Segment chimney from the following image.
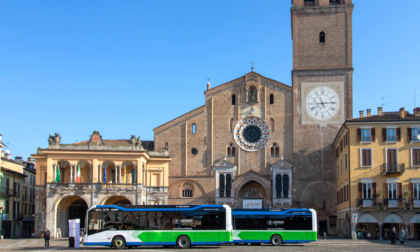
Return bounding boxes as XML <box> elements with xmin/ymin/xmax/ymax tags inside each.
<box><xmin>414</xmin><ymin>107</ymin><xmax>420</xmax><ymax>117</ymax></box>
<box><xmin>366</xmin><ymin>109</ymin><xmax>371</xmax><ymax>117</ymax></box>
<box><xmin>359</xmin><ymin>110</ymin><xmax>364</xmax><ymax>118</ymax></box>
<box><xmin>378</xmin><ymin>107</ymin><xmax>383</xmax><ymax>116</ymax></box>
<box><xmin>28</xmin><ymin>157</ymin><xmax>32</xmax><ymax>162</ymax></box>
<box><xmin>399</xmin><ymin>107</ymin><xmax>406</xmax><ymax>118</ymax></box>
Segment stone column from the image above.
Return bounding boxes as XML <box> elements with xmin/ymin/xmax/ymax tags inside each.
<box><xmin>70</xmin><ymin>165</ymin><xmax>73</xmax><ymax>183</ymax></box>
<box><xmin>133</xmin><ymin>165</ymin><xmax>137</xmax><ymax>184</ymax></box>
<box><xmin>378</xmin><ymin>223</ymin><xmax>383</xmax><ymax>240</ymax></box>
<box><xmin>73</xmin><ymin>165</ymin><xmax>76</xmax><ymax>182</ymax></box>
<box><xmin>114</xmin><ymin>166</ymin><xmax>118</xmax><ymax>183</ymax></box>
<box><xmin>52</xmin><ymin>164</ymin><xmax>56</xmax><ymax>183</ymax></box>
<box><xmin>98</xmin><ymin>164</ymin><xmax>102</xmax><ymax>183</ymax></box>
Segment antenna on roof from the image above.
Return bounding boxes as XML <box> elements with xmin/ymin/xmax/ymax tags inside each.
<box><xmin>381</xmin><ymin>96</ymin><xmax>389</xmax><ymax>108</ymax></box>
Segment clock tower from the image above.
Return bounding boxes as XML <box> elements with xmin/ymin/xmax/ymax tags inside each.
<box><xmin>291</xmin><ymin>0</ymin><xmax>354</xmax><ymax>233</ymax></box>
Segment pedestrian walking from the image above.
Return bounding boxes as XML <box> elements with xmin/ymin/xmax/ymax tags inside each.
<box><xmin>399</xmin><ymin>227</ymin><xmax>406</xmax><ymax>244</ymax></box>
<box><xmin>42</xmin><ymin>228</ymin><xmax>50</xmax><ymax>248</ymax></box>
<box><xmin>390</xmin><ymin>227</ymin><xmax>397</xmax><ymax>245</ymax></box>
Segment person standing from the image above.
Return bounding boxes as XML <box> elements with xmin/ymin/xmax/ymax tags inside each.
<box><xmin>399</xmin><ymin>227</ymin><xmax>406</xmax><ymax>244</ymax></box>
<box><xmin>43</xmin><ymin>228</ymin><xmax>50</xmax><ymax>248</ymax></box>
<box><xmin>390</xmin><ymin>227</ymin><xmax>397</xmax><ymax>245</ymax></box>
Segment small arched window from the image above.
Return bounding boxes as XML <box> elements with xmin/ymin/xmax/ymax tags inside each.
<box><xmin>192</xmin><ymin>123</ymin><xmax>197</xmax><ymax>134</ymax></box>
<box><xmin>276</xmin><ymin>174</ymin><xmax>282</xmax><ymax>198</ymax></box>
<box><xmin>227</xmin><ymin>143</ymin><xmax>236</xmax><ymax>157</ymax></box>
<box><xmin>270</xmin><ymin>94</ymin><xmax>274</xmax><ymax>104</ymax></box>
<box><xmin>219</xmin><ymin>174</ymin><xmax>225</xmax><ymax>197</ymax></box>
<box><xmin>319</xmin><ymin>31</ymin><xmax>326</xmax><ymax>43</ymax></box>
<box><xmin>226</xmin><ymin>174</ymin><xmax>232</xmax><ymax>197</ymax></box>
<box><xmin>232</xmin><ymin>94</ymin><xmax>236</xmax><ymax>105</ymax></box>
<box><xmin>283</xmin><ymin>174</ymin><xmax>289</xmax><ymax>198</ymax></box>
<box><xmin>271</xmin><ymin>143</ymin><xmax>279</xmax><ymax>158</ymax></box>
<box><xmin>182</xmin><ymin>183</ymin><xmax>193</xmax><ymax>198</ymax></box>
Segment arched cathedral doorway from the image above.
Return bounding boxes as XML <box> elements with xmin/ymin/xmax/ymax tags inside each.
<box><xmin>238</xmin><ymin>181</ymin><xmax>268</xmax><ymax>209</ymax></box>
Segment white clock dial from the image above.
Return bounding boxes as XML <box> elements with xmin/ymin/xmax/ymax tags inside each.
<box><xmin>306</xmin><ymin>87</ymin><xmax>339</xmax><ymax>120</ymax></box>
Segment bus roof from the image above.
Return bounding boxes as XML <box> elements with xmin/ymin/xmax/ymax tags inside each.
<box><xmin>90</xmin><ymin>204</ymin><xmax>227</xmax><ymax>212</ymax></box>
<box><xmin>232</xmin><ymin>208</ymin><xmax>314</xmax><ymax>216</ymax></box>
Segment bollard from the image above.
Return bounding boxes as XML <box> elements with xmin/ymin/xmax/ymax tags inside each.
<box><xmin>324</xmin><ymin>232</ymin><xmax>326</xmax><ymax>240</ymax></box>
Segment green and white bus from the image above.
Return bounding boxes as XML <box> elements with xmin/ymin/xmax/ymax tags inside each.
<box><xmin>83</xmin><ymin>204</ymin><xmax>232</xmax><ymax>249</ymax></box>
<box><xmin>232</xmin><ymin>208</ymin><xmax>317</xmax><ymax>245</ymax></box>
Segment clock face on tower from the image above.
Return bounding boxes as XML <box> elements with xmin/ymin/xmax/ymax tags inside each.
<box><xmin>305</xmin><ymin>87</ymin><xmax>340</xmax><ymax>120</ymax></box>
<box><xmin>233</xmin><ymin>116</ymin><xmax>270</xmax><ymax>151</ymax></box>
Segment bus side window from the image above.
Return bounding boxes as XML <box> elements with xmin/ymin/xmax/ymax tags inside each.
<box><xmin>284</xmin><ymin>216</ymin><xmax>298</xmax><ymax>230</ymax></box>
<box><xmin>298</xmin><ymin>216</ymin><xmax>312</xmax><ymax>230</ymax></box>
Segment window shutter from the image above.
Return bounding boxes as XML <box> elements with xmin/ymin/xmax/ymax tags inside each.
<box><xmin>337</xmin><ymin>191</ymin><xmax>339</xmax><ymax>204</ymax></box>
<box><xmin>414</xmin><ymin>149</ymin><xmax>420</xmax><ymax>165</ymax></box>
<box><xmin>408</xmin><ymin>128</ymin><xmax>412</xmax><ymax>142</ymax></box>
<box><xmin>382</xmin><ymin>128</ymin><xmax>386</xmax><ymax>142</ymax></box>
<box><xmin>372</xmin><ymin>183</ymin><xmax>377</xmax><ymax>198</ymax></box>
<box><xmin>371</xmin><ymin>128</ymin><xmax>376</xmax><ymax>141</ymax></box>
<box><xmin>409</xmin><ymin>183</ymin><xmax>414</xmax><ymax>199</ymax></box>
<box><xmin>357</xmin><ymin>128</ymin><xmax>361</xmax><ymax>142</ymax></box>
<box><xmin>347</xmin><ymin>185</ymin><xmax>349</xmax><ymax>201</ymax></box>
<box><xmin>368</xmin><ymin>149</ymin><xmax>372</xmax><ymax>166</ymax></box>
<box><xmin>397</xmin><ymin>128</ymin><xmax>401</xmax><ymax>141</ymax></box>
<box><xmin>358</xmin><ymin>183</ymin><xmax>362</xmax><ymax>199</ymax></box>
<box><xmin>398</xmin><ymin>183</ymin><xmax>402</xmax><ymax>199</ymax></box>
<box><xmin>384</xmin><ymin>183</ymin><xmax>388</xmax><ymax>199</ymax></box>
<box><xmin>346</xmin><ymin>132</ymin><xmax>348</xmax><ymax>146</ymax></box>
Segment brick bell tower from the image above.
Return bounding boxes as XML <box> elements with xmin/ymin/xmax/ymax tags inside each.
<box><xmin>291</xmin><ymin>0</ymin><xmax>354</xmax><ymax>235</ymax></box>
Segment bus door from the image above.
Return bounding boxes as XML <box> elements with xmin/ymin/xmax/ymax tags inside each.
<box><xmin>146</xmin><ymin>211</ymin><xmax>172</xmax><ymax>244</ymax></box>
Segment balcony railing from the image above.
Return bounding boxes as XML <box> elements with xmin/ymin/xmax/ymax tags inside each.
<box><xmin>381</xmin><ymin>163</ymin><xmax>405</xmax><ymax>175</ymax></box>
<box><xmin>358</xmin><ymin>197</ymin><xmax>420</xmax><ymax>209</ymax></box>
<box><xmin>357</xmin><ymin>198</ymin><xmax>380</xmax><ymax>208</ymax></box>
<box><xmin>46</xmin><ymin>183</ymin><xmax>171</xmax><ymax>195</ymax></box>
<box><xmin>405</xmin><ymin>199</ymin><xmax>420</xmax><ymax>208</ymax></box>
<box><xmin>13</xmin><ymin>213</ymin><xmax>24</xmax><ymax>221</ymax></box>
<box><xmin>0</xmin><ymin>187</ymin><xmax>14</xmax><ymax>197</ymax></box>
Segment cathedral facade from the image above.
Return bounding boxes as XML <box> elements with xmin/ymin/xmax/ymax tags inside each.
<box><xmin>154</xmin><ymin>0</ymin><xmax>354</xmax><ymax>235</ymax></box>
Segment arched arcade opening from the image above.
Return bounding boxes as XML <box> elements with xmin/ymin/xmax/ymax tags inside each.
<box><xmin>55</xmin><ymin>196</ymin><xmax>88</xmax><ymax>237</ymax></box>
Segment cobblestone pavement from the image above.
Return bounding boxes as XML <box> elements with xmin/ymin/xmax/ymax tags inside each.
<box><xmin>1</xmin><ymin>238</ymin><xmax>420</xmax><ymax>251</ymax></box>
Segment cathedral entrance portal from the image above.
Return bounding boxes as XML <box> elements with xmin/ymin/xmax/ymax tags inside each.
<box><xmin>238</xmin><ymin>181</ymin><xmax>268</xmax><ymax>209</ymax></box>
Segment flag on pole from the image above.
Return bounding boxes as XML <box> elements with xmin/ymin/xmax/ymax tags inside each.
<box><xmin>76</xmin><ymin>165</ymin><xmax>81</xmax><ymax>183</ymax></box>
<box><xmin>103</xmin><ymin>163</ymin><xmax>107</xmax><ymax>183</ymax></box>
<box><xmin>55</xmin><ymin>164</ymin><xmax>60</xmax><ymax>183</ymax></box>
<box><xmin>123</xmin><ymin>167</ymin><xmax>126</xmax><ymax>183</ymax></box>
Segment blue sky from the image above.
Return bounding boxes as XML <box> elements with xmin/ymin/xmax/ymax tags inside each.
<box><xmin>1</xmin><ymin>1</ymin><xmax>419</xmax><ymax>160</ymax></box>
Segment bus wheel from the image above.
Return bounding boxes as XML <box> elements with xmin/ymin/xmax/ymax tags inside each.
<box><xmin>176</xmin><ymin>235</ymin><xmax>191</xmax><ymax>249</ymax></box>
<box><xmin>112</xmin><ymin>236</ymin><xmax>126</xmax><ymax>249</ymax></box>
<box><xmin>270</xmin><ymin>234</ymin><xmax>282</xmax><ymax>246</ymax></box>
